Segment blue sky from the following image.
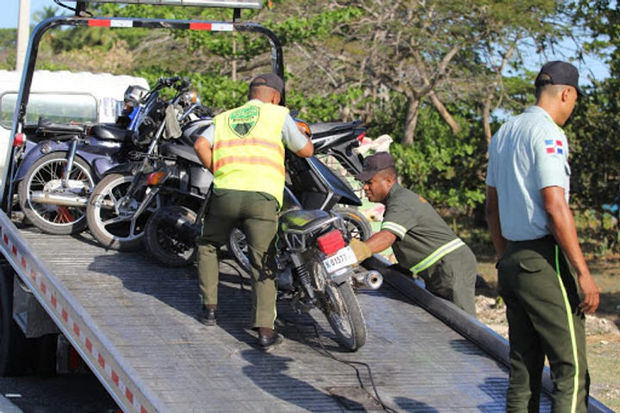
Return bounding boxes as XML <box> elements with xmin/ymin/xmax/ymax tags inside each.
<box><xmin>2</xmin><ymin>0</ymin><xmax>610</xmax><ymax>82</ymax></box>
<box><xmin>3</xmin><ymin>0</ymin><xmax>52</xmax><ymax>29</ymax></box>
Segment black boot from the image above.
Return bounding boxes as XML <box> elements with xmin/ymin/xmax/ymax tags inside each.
<box><xmin>258</xmin><ymin>328</ymin><xmax>283</xmax><ymax>351</ymax></box>
<box><xmin>197</xmin><ymin>305</ymin><xmax>216</xmax><ymax>326</ymax></box>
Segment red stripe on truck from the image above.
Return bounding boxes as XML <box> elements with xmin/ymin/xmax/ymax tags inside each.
<box><xmin>88</xmin><ymin>19</ymin><xmax>111</xmax><ymax>27</ymax></box>
<box><xmin>189</xmin><ymin>22</ymin><xmax>212</xmax><ymax>30</ymax></box>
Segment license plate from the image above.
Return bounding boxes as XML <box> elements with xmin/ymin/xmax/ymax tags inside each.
<box><xmin>322</xmin><ymin>246</ymin><xmax>357</xmax><ymax>273</ymax></box>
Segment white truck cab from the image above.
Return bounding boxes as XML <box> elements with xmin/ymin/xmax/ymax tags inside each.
<box><xmin>0</xmin><ymin>70</ymin><xmax>149</xmax><ymax>188</ymax></box>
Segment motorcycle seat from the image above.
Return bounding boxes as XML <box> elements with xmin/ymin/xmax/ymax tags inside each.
<box><xmin>160</xmin><ymin>142</ymin><xmax>202</xmax><ymax>165</ymax></box>
<box><xmin>279</xmin><ymin>209</ymin><xmax>335</xmax><ymax>233</ymax></box>
<box><xmin>90</xmin><ymin>124</ymin><xmax>131</xmax><ymax>142</ymax></box>
<box><xmin>37</xmin><ymin>118</ymin><xmax>86</xmax><ymax>135</ymax></box>
<box><xmin>309</xmin><ymin>121</ymin><xmax>359</xmax><ymax>136</ymax></box>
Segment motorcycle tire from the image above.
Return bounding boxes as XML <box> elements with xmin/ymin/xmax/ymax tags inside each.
<box><xmin>315</xmin><ymin>260</ymin><xmax>366</xmax><ymax>351</ymax></box>
<box><xmin>86</xmin><ymin>173</ymin><xmax>156</xmax><ymax>251</ymax></box>
<box><xmin>332</xmin><ymin>206</ymin><xmax>372</xmax><ymax>241</ymax></box>
<box><xmin>145</xmin><ymin>205</ymin><xmax>198</xmax><ymax>267</ymax></box>
<box><xmin>228</xmin><ymin>227</ymin><xmax>251</xmax><ymax>273</ymax></box>
<box><xmin>18</xmin><ymin>152</ymin><xmax>95</xmax><ymax>235</ymax></box>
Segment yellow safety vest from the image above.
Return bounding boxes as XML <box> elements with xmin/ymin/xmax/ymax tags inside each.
<box><xmin>212</xmin><ymin>100</ymin><xmax>288</xmax><ymax>206</ymax></box>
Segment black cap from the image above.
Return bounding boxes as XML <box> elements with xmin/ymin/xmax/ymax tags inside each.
<box><xmin>249</xmin><ymin>73</ymin><xmax>284</xmax><ymax>94</ymax></box>
<box><xmin>535</xmin><ymin>61</ymin><xmax>583</xmax><ymax>96</ymax></box>
<box><xmin>356</xmin><ymin>152</ymin><xmax>395</xmax><ymax>182</ymax></box>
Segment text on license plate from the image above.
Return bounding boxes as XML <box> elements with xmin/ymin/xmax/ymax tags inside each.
<box><xmin>322</xmin><ymin>246</ymin><xmax>357</xmax><ymax>273</ymax></box>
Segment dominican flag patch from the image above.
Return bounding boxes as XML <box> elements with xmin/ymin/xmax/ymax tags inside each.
<box><xmin>544</xmin><ymin>139</ymin><xmax>564</xmax><ymax>155</ymax></box>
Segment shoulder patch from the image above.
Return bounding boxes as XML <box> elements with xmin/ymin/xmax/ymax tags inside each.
<box><xmin>544</xmin><ymin>138</ymin><xmax>565</xmax><ymax>155</ymax></box>
<box><xmin>228</xmin><ymin>105</ymin><xmax>260</xmax><ymax>137</ymax></box>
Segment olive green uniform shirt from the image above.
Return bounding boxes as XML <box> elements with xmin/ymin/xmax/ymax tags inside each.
<box><xmin>381</xmin><ymin>183</ymin><xmax>459</xmax><ymax>269</ymax></box>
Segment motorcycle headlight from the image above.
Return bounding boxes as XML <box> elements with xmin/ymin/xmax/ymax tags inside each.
<box><xmin>186</xmin><ymin>90</ymin><xmax>200</xmax><ymax>104</ymax></box>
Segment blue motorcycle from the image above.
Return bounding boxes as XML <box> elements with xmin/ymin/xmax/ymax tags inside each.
<box><xmin>14</xmin><ymin>79</ymin><xmax>180</xmax><ymax>235</ymax></box>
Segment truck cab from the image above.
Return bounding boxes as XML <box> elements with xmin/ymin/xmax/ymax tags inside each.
<box><xmin>0</xmin><ymin>70</ymin><xmax>149</xmax><ymax>189</ymax></box>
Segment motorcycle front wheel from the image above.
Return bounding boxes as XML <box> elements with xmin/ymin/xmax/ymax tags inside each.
<box><xmin>311</xmin><ymin>260</ymin><xmax>367</xmax><ymax>351</ymax></box>
<box><xmin>144</xmin><ymin>205</ymin><xmax>198</xmax><ymax>267</ymax></box>
<box><xmin>333</xmin><ymin>206</ymin><xmax>372</xmax><ymax>241</ymax></box>
<box><xmin>18</xmin><ymin>153</ymin><xmax>94</xmax><ymax>235</ymax></box>
<box><xmin>86</xmin><ymin>173</ymin><xmax>158</xmax><ymax>251</ymax></box>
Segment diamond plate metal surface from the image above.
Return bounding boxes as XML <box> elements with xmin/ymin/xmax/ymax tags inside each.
<box><xmin>21</xmin><ymin>228</ymin><xmax>552</xmax><ymax>412</ymax></box>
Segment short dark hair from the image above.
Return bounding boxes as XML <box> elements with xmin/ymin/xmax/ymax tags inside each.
<box><xmin>535</xmin><ymin>73</ymin><xmax>553</xmax><ymax>100</ymax></box>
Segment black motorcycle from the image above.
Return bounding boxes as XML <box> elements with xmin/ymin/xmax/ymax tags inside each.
<box><xmin>85</xmin><ymin>77</ymin><xmax>211</xmax><ymax>250</ymax></box>
<box><xmin>144</xmin><ymin>161</ymin><xmax>381</xmax><ymax>351</ymax></box>
<box><xmin>142</xmin><ymin>118</ymin><xmax>371</xmax><ymax>267</ymax></box>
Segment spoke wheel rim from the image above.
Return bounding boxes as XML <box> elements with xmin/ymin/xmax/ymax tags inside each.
<box><xmin>26</xmin><ymin>158</ymin><xmax>93</xmax><ymax>227</ymax></box>
<box><xmin>93</xmin><ymin>176</ymin><xmax>154</xmax><ymax>242</ymax></box>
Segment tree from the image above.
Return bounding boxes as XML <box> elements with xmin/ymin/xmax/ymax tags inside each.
<box><xmin>285</xmin><ymin>0</ymin><xmax>569</xmax><ymax>145</ymax></box>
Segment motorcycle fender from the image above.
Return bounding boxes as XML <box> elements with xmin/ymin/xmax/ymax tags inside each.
<box><xmin>92</xmin><ymin>157</ymin><xmax>116</xmax><ymax>180</ymax></box>
<box><xmin>13</xmin><ymin>141</ymin><xmax>71</xmax><ymax>183</ymax></box>
<box><xmin>330</xmin><ymin>267</ymin><xmax>353</xmax><ymax>286</ymax></box>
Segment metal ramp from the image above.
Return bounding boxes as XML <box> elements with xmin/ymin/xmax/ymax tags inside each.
<box><xmin>17</xmin><ymin>226</ymin><xmax>553</xmax><ymax>412</ymax></box>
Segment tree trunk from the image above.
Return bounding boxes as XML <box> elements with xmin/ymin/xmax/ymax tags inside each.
<box><xmin>402</xmin><ymin>97</ymin><xmax>421</xmax><ymax>146</ymax></box>
<box><xmin>429</xmin><ymin>90</ymin><xmax>461</xmax><ymax>134</ymax></box>
<box><xmin>483</xmin><ymin>92</ymin><xmax>493</xmax><ymax>145</ymax></box>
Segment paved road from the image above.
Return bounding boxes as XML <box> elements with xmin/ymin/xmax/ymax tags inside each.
<box><xmin>0</xmin><ymin>372</ymin><xmax>117</xmax><ymax>412</ymax></box>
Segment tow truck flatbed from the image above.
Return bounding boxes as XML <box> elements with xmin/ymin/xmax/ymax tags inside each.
<box><xmin>7</xmin><ymin>220</ymin><xmax>554</xmax><ymax>412</ymax></box>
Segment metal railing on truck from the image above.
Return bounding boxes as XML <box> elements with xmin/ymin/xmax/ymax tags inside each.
<box><xmin>0</xmin><ymin>12</ymin><xmax>284</xmax><ymax>212</ymax></box>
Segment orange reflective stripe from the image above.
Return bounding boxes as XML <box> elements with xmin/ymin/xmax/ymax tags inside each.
<box><xmin>213</xmin><ymin>138</ymin><xmax>284</xmax><ymax>155</ymax></box>
<box><xmin>213</xmin><ymin>156</ymin><xmax>285</xmax><ymax>176</ymax></box>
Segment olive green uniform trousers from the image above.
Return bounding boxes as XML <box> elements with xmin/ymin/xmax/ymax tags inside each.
<box><xmin>420</xmin><ymin>245</ymin><xmax>477</xmax><ymax>317</ymax></box>
<box><xmin>196</xmin><ymin>188</ymin><xmax>279</xmax><ymax>329</ymax></box>
<box><xmin>497</xmin><ymin>236</ymin><xmax>589</xmax><ymax>413</ymax></box>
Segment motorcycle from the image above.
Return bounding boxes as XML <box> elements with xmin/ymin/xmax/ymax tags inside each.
<box><xmin>13</xmin><ymin>85</ymin><xmax>151</xmax><ymax>235</ymax></box>
<box><xmin>142</xmin><ymin>117</ymin><xmax>371</xmax><ymax>268</ymax></box>
<box><xmin>85</xmin><ymin>77</ymin><xmax>211</xmax><ymax>250</ymax></box>
<box><xmin>145</xmin><ymin>167</ymin><xmax>381</xmax><ymax>351</ymax></box>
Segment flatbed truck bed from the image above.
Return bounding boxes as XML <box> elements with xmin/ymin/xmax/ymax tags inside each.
<box><xmin>1</xmin><ymin>212</ymin><xmax>556</xmax><ymax>412</ymax></box>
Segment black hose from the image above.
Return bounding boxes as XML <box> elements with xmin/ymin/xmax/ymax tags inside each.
<box><xmin>277</xmin><ymin>315</ymin><xmax>397</xmax><ymax>413</ymax></box>
<box><xmin>233</xmin><ymin>263</ymin><xmax>396</xmax><ymax>411</ymax></box>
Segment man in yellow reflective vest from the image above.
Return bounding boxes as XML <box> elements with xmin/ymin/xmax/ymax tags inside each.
<box><xmin>193</xmin><ymin>73</ymin><xmax>313</xmax><ymax>349</ymax></box>
<box><xmin>349</xmin><ymin>152</ymin><xmax>477</xmax><ymax>316</ymax></box>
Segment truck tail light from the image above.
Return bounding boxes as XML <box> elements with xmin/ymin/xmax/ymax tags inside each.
<box><xmin>13</xmin><ymin>133</ymin><xmax>26</xmax><ymax>147</ymax></box>
<box><xmin>317</xmin><ymin>229</ymin><xmax>345</xmax><ymax>256</ymax></box>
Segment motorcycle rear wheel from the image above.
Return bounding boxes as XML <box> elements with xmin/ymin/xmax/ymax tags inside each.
<box><xmin>86</xmin><ymin>173</ymin><xmax>157</xmax><ymax>251</ymax></box>
<box><xmin>312</xmin><ymin>260</ymin><xmax>367</xmax><ymax>351</ymax></box>
<box><xmin>144</xmin><ymin>205</ymin><xmax>198</xmax><ymax>267</ymax></box>
<box><xmin>18</xmin><ymin>153</ymin><xmax>94</xmax><ymax>235</ymax></box>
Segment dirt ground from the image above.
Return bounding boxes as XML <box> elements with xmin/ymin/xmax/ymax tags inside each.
<box><xmin>476</xmin><ymin>259</ymin><xmax>620</xmax><ymax>411</ymax></box>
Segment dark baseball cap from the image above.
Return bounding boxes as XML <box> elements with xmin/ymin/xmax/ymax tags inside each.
<box><xmin>535</xmin><ymin>61</ymin><xmax>583</xmax><ymax>96</ymax></box>
<box><xmin>356</xmin><ymin>152</ymin><xmax>395</xmax><ymax>182</ymax></box>
<box><xmin>249</xmin><ymin>73</ymin><xmax>284</xmax><ymax>94</ymax></box>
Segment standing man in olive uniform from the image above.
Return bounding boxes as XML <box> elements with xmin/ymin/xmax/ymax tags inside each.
<box><xmin>486</xmin><ymin>61</ymin><xmax>599</xmax><ymax>412</ymax></box>
<box><xmin>193</xmin><ymin>73</ymin><xmax>313</xmax><ymax>349</ymax></box>
<box><xmin>350</xmin><ymin>152</ymin><xmax>477</xmax><ymax>316</ymax></box>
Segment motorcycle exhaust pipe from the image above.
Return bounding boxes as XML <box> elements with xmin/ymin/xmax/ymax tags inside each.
<box><xmin>353</xmin><ymin>270</ymin><xmax>383</xmax><ymax>290</ymax></box>
<box><xmin>29</xmin><ymin>191</ymin><xmax>88</xmax><ymax>207</ymax></box>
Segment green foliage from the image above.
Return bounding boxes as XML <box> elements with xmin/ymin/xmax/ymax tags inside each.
<box><xmin>14</xmin><ymin>0</ymin><xmax>617</xmax><ymax>249</ymax></box>
<box><xmin>390</xmin><ymin>105</ymin><xmax>485</xmax><ymax>211</ymax></box>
